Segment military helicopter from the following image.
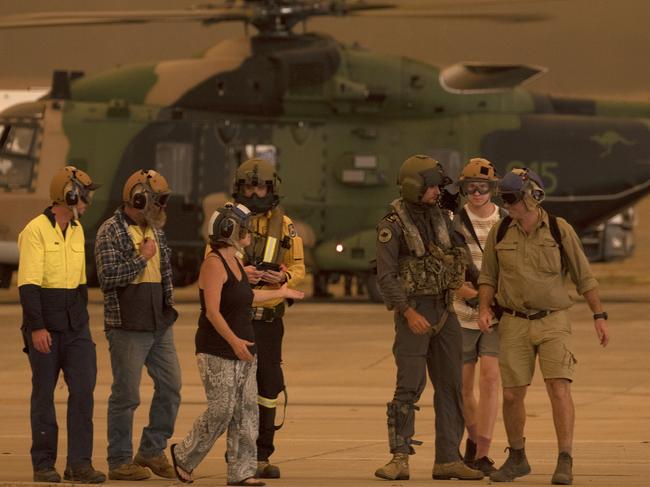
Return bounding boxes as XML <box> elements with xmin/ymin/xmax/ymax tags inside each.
<box><xmin>0</xmin><ymin>0</ymin><xmax>648</xmax><ymax>299</ymax></box>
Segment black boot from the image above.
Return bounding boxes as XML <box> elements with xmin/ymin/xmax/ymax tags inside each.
<box><xmin>489</xmin><ymin>445</ymin><xmax>531</xmax><ymax>482</ymax></box>
<box><xmin>463</xmin><ymin>438</ymin><xmax>477</xmax><ymax>463</ymax></box>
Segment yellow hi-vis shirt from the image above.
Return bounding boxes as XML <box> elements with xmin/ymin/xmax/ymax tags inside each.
<box><xmin>18</xmin><ymin>209</ymin><xmax>88</xmax><ymax>331</ymax></box>
<box><xmin>127</xmin><ymin>224</ymin><xmax>161</xmax><ymax>284</ymax></box>
<box><xmin>18</xmin><ymin>213</ymin><xmax>86</xmax><ymax>289</ymax></box>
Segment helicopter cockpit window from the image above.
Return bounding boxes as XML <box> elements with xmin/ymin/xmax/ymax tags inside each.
<box><xmin>0</xmin><ymin>124</ymin><xmax>37</xmax><ymax>190</ymax></box>
<box><xmin>4</xmin><ymin>126</ymin><xmax>36</xmax><ymax>156</ymax></box>
<box><xmin>155</xmin><ymin>142</ymin><xmax>193</xmax><ymax>199</ymax></box>
<box><xmin>244</xmin><ymin>144</ymin><xmax>277</xmax><ymax>166</ymax></box>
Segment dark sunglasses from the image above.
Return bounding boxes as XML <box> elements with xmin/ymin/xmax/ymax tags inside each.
<box><xmin>500</xmin><ymin>192</ymin><xmax>523</xmax><ymax>205</ymax></box>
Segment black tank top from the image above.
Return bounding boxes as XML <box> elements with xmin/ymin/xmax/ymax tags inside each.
<box><xmin>195</xmin><ymin>251</ymin><xmax>256</xmax><ymax>359</ymax></box>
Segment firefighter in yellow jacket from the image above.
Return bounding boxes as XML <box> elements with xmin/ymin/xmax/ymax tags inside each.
<box><xmin>233</xmin><ymin>158</ymin><xmax>305</xmax><ymax>479</ymax></box>
<box><xmin>18</xmin><ymin>166</ymin><xmax>106</xmax><ymax>483</ymax></box>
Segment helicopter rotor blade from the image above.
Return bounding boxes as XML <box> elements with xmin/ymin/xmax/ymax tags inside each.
<box><xmin>0</xmin><ymin>8</ymin><xmax>253</xmax><ymax>29</ymax></box>
<box><xmin>350</xmin><ymin>10</ymin><xmax>553</xmax><ymax>22</ymax></box>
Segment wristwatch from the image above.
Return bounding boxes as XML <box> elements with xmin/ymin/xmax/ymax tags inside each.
<box><xmin>593</xmin><ymin>312</ymin><xmax>608</xmax><ymax>320</ymax></box>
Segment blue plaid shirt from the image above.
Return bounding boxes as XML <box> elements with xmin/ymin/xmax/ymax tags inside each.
<box><xmin>94</xmin><ymin>207</ymin><xmax>175</xmax><ymax>329</ymax></box>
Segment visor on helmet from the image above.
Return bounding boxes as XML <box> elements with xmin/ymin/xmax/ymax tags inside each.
<box><xmin>460</xmin><ymin>180</ymin><xmax>495</xmax><ymax>196</ymax></box>
<box><xmin>500</xmin><ymin>192</ymin><xmax>524</xmax><ymax>205</ymax></box>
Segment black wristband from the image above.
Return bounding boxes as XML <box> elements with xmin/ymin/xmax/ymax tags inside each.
<box><xmin>593</xmin><ymin>311</ymin><xmax>608</xmax><ymax>320</ymax></box>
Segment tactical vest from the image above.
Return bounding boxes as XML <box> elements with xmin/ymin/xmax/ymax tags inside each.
<box><xmin>244</xmin><ymin>206</ymin><xmax>289</xmax><ymax>267</ymax></box>
<box><xmin>391</xmin><ymin>199</ymin><xmax>466</xmax><ymax>297</ymax></box>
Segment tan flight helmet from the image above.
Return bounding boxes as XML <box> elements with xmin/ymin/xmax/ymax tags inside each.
<box><xmin>122</xmin><ymin>169</ymin><xmax>171</xmax><ymax>209</ymax></box>
<box><xmin>458</xmin><ymin>157</ymin><xmax>499</xmax><ymax>196</ymax></box>
<box><xmin>50</xmin><ymin>165</ymin><xmax>100</xmax><ymax>206</ymax></box>
<box><xmin>233</xmin><ymin>157</ymin><xmax>280</xmax><ymax>214</ymax></box>
<box><xmin>398</xmin><ymin>155</ymin><xmax>452</xmax><ymax>204</ymax></box>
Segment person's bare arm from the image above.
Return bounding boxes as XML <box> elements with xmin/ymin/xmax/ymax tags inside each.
<box><xmin>583</xmin><ymin>287</ymin><xmax>610</xmax><ymax>347</ymax></box>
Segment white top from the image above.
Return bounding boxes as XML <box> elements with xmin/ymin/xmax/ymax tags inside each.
<box><xmin>453</xmin><ymin>204</ymin><xmax>502</xmax><ymax>330</ymax></box>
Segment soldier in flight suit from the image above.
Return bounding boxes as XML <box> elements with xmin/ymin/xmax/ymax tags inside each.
<box><xmin>232</xmin><ymin>158</ymin><xmax>305</xmax><ymax>479</ymax></box>
<box><xmin>374</xmin><ymin>155</ymin><xmax>484</xmax><ymax>481</ymax></box>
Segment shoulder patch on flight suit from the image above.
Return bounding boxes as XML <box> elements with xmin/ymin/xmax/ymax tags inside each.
<box><xmin>378</xmin><ymin>227</ymin><xmax>393</xmax><ymax>243</ymax></box>
<box><xmin>287</xmin><ymin>223</ymin><xmax>297</xmax><ymax>238</ymax></box>
<box><xmin>383</xmin><ymin>213</ymin><xmax>398</xmax><ymax>223</ymax></box>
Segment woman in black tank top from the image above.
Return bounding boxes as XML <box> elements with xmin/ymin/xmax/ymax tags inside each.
<box><xmin>171</xmin><ymin>204</ymin><xmax>303</xmax><ymax>486</ymax></box>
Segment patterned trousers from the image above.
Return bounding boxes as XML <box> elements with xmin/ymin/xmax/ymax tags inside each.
<box><xmin>175</xmin><ymin>353</ymin><xmax>258</xmax><ymax>483</ymax></box>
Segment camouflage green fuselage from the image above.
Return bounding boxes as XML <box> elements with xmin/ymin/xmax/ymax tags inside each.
<box><xmin>3</xmin><ymin>33</ymin><xmax>649</xmax><ymax>280</ymax></box>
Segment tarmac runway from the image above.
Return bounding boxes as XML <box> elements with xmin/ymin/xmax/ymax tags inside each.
<box><xmin>0</xmin><ymin>292</ymin><xmax>649</xmax><ymax>486</ymax></box>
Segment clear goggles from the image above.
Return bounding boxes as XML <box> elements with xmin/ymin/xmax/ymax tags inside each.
<box><xmin>460</xmin><ymin>180</ymin><xmax>494</xmax><ymax>195</ymax></box>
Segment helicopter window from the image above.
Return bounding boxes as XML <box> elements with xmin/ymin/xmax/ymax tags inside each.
<box><xmin>244</xmin><ymin>144</ymin><xmax>277</xmax><ymax>166</ymax></box>
<box><xmin>0</xmin><ymin>157</ymin><xmax>34</xmax><ymax>190</ymax></box>
<box><xmin>3</xmin><ymin>126</ymin><xmax>35</xmax><ymax>156</ymax></box>
<box><xmin>354</xmin><ymin>155</ymin><xmax>377</xmax><ymax>169</ymax></box>
<box><xmin>155</xmin><ymin>142</ymin><xmax>193</xmax><ymax>198</ymax></box>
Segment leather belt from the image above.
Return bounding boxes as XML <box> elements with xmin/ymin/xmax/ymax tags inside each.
<box><xmin>251</xmin><ymin>303</ymin><xmax>285</xmax><ymax>322</ymax></box>
<box><xmin>501</xmin><ymin>306</ymin><xmax>554</xmax><ymax>321</ymax></box>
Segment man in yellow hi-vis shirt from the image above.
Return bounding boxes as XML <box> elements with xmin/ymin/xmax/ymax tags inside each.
<box><xmin>18</xmin><ymin>166</ymin><xmax>106</xmax><ymax>484</ymax></box>
<box><xmin>233</xmin><ymin>158</ymin><xmax>305</xmax><ymax>479</ymax></box>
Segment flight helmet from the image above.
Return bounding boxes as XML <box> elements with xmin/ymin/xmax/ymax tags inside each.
<box><xmin>50</xmin><ymin>165</ymin><xmax>100</xmax><ymax>207</ymax></box>
<box><xmin>458</xmin><ymin>157</ymin><xmax>499</xmax><ymax>196</ymax></box>
<box><xmin>208</xmin><ymin>202</ymin><xmax>252</xmax><ymax>250</ymax></box>
<box><xmin>499</xmin><ymin>167</ymin><xmax>545</xmax><ymax>209</ymax></box>
<box><xmin>122</xmin><ymin>169</ymin><xmax>171</xmax><ymax>210</ymax></box>
<box><xmin>233</xmin><ymin>158</ymin><xmax>280</xmax><ymax>214</ymax></box>
<box><xmin>398</xmin><ymin>155</ymin><xmax>452</xmax><ymax>204</ymax></box>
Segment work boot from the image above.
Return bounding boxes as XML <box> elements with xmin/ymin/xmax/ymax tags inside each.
<box><xmin>33</xmin><ymin>468</ymin><xmax>61</xmax><ymax>483</ymax></box>
<box><xmin>469</xmin><ymin>456</ymin><xmax>497</xmax><ymax>475</ymax></box>
<box><xmin>432</xmin><ymin>461</ymin><xmax>484</xmax><ymax>480</ymax></box>
<box><xmin>108</xmin><ymin>463</ymin><xmax>151</xmax><ymax>481</ymax></box>
<box><xmin>64</xmin><ymin>464</ymin><xmax>107</xmax><ymax>483</ymax></box>
<box><xmin>490</xmin><ymin>446</ymin><xmax>531</xmax><ymax>482</ymax></box>
<box><xmin>374</xmin><ymin>453</ymin><xmax>409</xmax><ymax>480</ymax></box>
<box><xmin>134</xmin><ymin>452</ymin><xmax>175</xmax><ymax>478</ymax></box>
<box><xmin>463</xmin><ymin>438</ymin><xmax>477</xmax><ymax>463</ymax></box>
<box><xmin>551</xmin><ymin>452</ymin><xmax>573</xmax><ymax>485</ymax></box>
<box><xmin>256</xmin><ymin>461</ymin><xmax>281</xmax><ymax>479</ymax></box>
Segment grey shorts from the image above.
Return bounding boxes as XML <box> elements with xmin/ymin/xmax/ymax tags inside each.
<box><xmin>462</xmin><ymin>326</ymin><xmax>499</xmax><ymax>364</ymax></box>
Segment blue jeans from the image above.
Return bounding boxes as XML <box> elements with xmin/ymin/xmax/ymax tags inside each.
<box><xmin>106</xmin><ymin>326</ymin><xmax>181</xmax><ymax>469</ymax></box>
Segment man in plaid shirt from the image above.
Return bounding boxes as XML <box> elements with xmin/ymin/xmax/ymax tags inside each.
<box><xmin>95</xmin><ymin>170</ymin><xmax>181</xmax><ymax>481</ymax></box>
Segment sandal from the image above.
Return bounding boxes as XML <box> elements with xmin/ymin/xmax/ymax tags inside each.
<box><xmin>170</xmin><ymin>444</ymin><xmax>193</xmax><ymax>484</ymax></box>
<box><xmin>227</xmin><ymin>477</ymin><xmax>266</xmax><ymax>486</ymax></box>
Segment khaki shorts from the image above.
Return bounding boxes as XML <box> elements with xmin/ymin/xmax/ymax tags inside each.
<box><xmin>462</xmin><ymin>326</ymin><xmax>499</xmax><ymax>364</ymax></box>
<box><xmin>498</xmin><ymin>310</ymin><xmax>577</xmax><ymax>387</ymax></box>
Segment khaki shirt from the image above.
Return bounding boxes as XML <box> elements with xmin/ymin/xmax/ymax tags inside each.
<box><xmin>478</xmin><ymin>209</ymin><xmax>598</xmax><ymax>313</ymax></box>
<box><xmin>246</xmin><ymin>210</ymin><xmax>305</xmax><ymax>308</ymax></box>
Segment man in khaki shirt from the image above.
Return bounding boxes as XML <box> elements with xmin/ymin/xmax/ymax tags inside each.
<box><xmin>477</xmin><ymin>168</ymin><xmax>610</xmax><ymax>485</ymax></box>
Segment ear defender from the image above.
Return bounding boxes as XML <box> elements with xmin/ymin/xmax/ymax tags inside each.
<box><xmin>531</xmin><ymin>188</ymin><xmax>546</xmax><ymax>203</ymax></box>
<box><xmin>220</xmin><ymin>218</ymin><xmax>235</xmax><ymax>239</ymax></box>
<box><xmin>130</xmin><ymin>170</ymin><xmax>153</xmax><ymax>210</ymax></box>
<box><xmin>64</xmin><ymin>180</ymin><xmax>79</xmax><ymax>206</ymax></box>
